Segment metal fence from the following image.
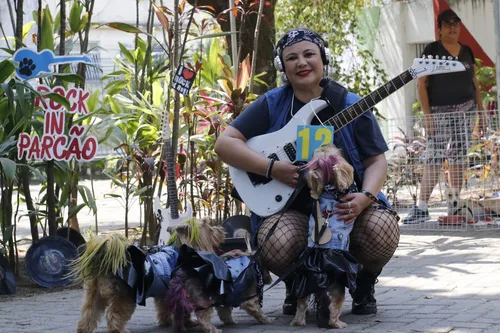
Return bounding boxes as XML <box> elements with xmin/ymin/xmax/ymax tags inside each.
<box><xmin>383</xmin><ymin>109</ymin><xmax>500</xmax><ymax>231</ymax></box>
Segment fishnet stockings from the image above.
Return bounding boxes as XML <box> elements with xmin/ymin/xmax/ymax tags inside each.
<box><xmin>349</xmin><ymin>205</ymin><xmax>400</xmax><ymax>273</ymax></box>
<box><xmin>256</xmin><ymin>210</ymin><xmax>308</xmax><ymax>276</ymax></box>
<box><xmin>256</xmin><ymin>206</ymin><xmax>400</xmax><ymax>276</ymax></box>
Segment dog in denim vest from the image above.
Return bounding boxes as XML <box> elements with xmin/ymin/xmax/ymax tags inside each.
<box><xmin>291</xmin><ymin>144</ymin><xmax>359</xmax><ymax>329</ymax></box>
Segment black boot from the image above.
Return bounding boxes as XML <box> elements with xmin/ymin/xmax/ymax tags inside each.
<box><xmin>351</xmin><ymin>270</ymin><xmax>379</xmax><ymax>315</ymax></box>
<box><xmin>282</xmin><ymin>278</ymin><xmax>297</xmax><ymax>315</ymax></box>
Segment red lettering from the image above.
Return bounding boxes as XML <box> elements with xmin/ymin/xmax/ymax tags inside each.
<box><xmin>82</xmin><ymin>137</ymin><xmax>98</xmax><ymax>161</ymax></box>
<box><xmin>67</xmin><ymin>88</ymin><xmax>78</xmax><ymax>113</ymax></box>
<box><xmin>66</xmin><ymin>137</ymin><xmax>82</xmax><ymax>160</ymax></box>
<box><xmin>34</xmin><ymin>85</ymin><xmax>50</xmax><ymax>109</ymax></box>
<box><xmin>49</xmin><ymin>87</ymin><xmax>65</xmax><ymax>110</ymax></box>
<box><xmin>77</xmin><ymin>90</ymin><xmax>90</xmax><ymax>114</ymax></box>
<box><xmin>27</xmin><ymin>135</ymin><xmax>41</xmax><ymax>160</ymax></box>
<box><xmin>17</xmin><ymin>133</ymin><xmax>31</xmax><ymax>159</ymax></box>
<box><xmin>40</xmin><ymin>136</ymin><xmax>54</xmax><ymax>160</ymax></box>
<box><xmin>44</xmin><ymin>111</ymin><xmax>65</xmax><ymax>136</ymax></box>
<box><xmin>53</xmin><ymin>136</ymin><xmax>68</xmax><ymax>160</ymax></box>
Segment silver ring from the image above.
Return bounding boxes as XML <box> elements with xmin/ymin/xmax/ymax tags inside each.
<box><xmin>348</xmin><ymin>202</ymin><xmax>351</xmax><ymax>208</ymax></box>
<box><xmin>348</xmin><ymin>208</ymin><xmax>353</xmax><ymax>214</ymax></box>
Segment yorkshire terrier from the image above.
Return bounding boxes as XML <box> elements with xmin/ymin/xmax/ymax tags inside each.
<box><xmin>291</xmin><ymin>144</ymin><xmax>359</xmax><ymax>329</ymax></box>
<box><xmin>70</xmin><ymin>217</ymin><xmax>222</xmax><ymax>333</ymax></box>
<box><xmin>166</xmin><ymin>224</ymin><xmax>273</xmax><ymax>333</ymax></box>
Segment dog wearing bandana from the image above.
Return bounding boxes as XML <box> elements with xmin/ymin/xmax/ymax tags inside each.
<box><xmin>290</xmin><ymin>144</ymin><xmax>359</xmax><ymax>329</ymax></box>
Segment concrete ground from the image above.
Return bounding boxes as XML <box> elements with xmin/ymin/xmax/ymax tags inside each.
<box><xmin>2</xmin><ymin>180</ymin><xmax>500</xmax><ymax>333</ymax></box>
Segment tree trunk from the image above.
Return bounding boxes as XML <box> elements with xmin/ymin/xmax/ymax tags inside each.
<box><xmin>187</xmin><ymin>0</ymin><xmax>277</xmax><ymax>92</ymax></box>
<box><xmin>21</xmin><ymin>170</ymin><xmax>39</xmax><ymax>241</ymax></box>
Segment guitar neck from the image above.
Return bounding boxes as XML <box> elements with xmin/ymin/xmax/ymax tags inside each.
<box><xmin>325</xmin><ymin>69</ymin><xmax>414</xmax><ymax>132</ymax></box>
<box><xmin>164</xmin><ymin>138</ymin><xmax>180</xmax><ymax>219</ymax></box>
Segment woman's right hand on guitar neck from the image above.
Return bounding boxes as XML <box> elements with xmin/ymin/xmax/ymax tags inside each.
<box><xmin>272</xmin><ymin>161</ymin><xmax>301</xmax><ymax>188</ymax></box>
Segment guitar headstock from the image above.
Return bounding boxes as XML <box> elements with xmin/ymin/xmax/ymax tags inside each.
<box><xmin>409</xmin><ymin>55</ymin><xmax>466</xmax><ymax>78</ymax></box>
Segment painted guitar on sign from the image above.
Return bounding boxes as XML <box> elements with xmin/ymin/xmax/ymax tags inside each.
<box><xmin>13</xmin><ymin>49</ymin><xmax>92</xmax><ymax>80</ymax></box>
<box><xmin>229</xmin><ymin>56</ymin><xmax>466</xmax><ymax>217</ymax></box>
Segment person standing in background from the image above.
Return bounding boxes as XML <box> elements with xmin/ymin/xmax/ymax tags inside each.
<box><xmin>403</xmin><ymin>9</ymin><xmax>486</xmax><ymax>224</ymax></box>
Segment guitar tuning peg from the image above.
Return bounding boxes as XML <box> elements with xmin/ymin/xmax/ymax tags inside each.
<box><xmin>448</xmin><ymin>56</ymin><xmax>453</xmax><ymax>60</ymax></box>
<box><xmin>441</xmin><ymin>56</ymin><xmax>447</xmax><ymax>60</ymax></box>
<box><xmin>427</xmin><ymin>55</ymin><xmax>433</xmax><ymax>59</ymax></box>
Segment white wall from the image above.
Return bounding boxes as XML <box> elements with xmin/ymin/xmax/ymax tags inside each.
<box><xmin>373</xmin><ymin>1</ymin><xmax>417</xmax><ymax>140</ymax></box>
<box><xmin>449</xmin><ymin>0</ymin><xmax>495</xmax><ymax>61</ymax></box>
<box><xmin>405</xmin><ymin>0</ymin><xmax>435</xmax><ymax>44</ymax></box>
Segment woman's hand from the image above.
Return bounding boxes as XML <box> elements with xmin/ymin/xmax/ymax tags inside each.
<box><xmin>271</xmin><ymin>160</ymin><xmax>301</xmax><ymax>187</ymax></box>
<box><xmin>424</xmin><ymin>114</ymin><xmax>434</xmax><ymax>136</ymax></box>
<box><xmin>334</xmin><ymin>192</ymin><xmax>372</xmax><ymax>224</ymax></box>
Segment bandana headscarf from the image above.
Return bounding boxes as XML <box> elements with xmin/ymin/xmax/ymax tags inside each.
<box><xmin>275</xmin><ymin>28</ymin><xmax>328</xmax><ymax>70</ymax></box>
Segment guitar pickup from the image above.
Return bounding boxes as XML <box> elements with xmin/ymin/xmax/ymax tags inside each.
<box><xmin>283</xmin><ymin>143</ymin><xmax>296</xmax><ymax>161</ymax></box>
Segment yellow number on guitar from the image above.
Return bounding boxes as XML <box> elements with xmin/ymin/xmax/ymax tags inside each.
<box><xmin>298</xmin><ymin>127</ymin><xmax>310</xmax><ymax>160</ymax></box>
<box><xmin>315</xmin><ymin>128</ymin><xmax>333</xmax><ymax>146</ymax></box>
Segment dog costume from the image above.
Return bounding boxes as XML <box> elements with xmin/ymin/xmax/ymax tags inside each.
<box><xmin>290</xmin><ymin>183</ymin><xmax>359</xmax><ymax>299</ymax></box>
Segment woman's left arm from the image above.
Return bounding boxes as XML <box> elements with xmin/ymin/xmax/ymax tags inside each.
<box><xmin>335</xmin><ymin>153</ymin><xmax>387</xmax><ymax>224</ymax></box>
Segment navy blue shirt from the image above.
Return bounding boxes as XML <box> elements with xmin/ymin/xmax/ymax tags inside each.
<box><xmin>230</xmin><ymin>93</ymin><xmax>388</xmax><ymax>215</ymax></box>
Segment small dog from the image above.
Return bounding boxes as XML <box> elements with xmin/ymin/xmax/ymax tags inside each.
<box><xmin>70</xmin><ymin>217</ymin><xmax>221</xmax><ymax>333</ymax></box>
<box><xmin>166</xmin><ymin>223</ymin><xmax>273</xmax><ymax>333</ymax></box>
<box><xmin>291</xmin><ymin>144</ymin><xmax>359</xmax><ymax>329</ymax></box>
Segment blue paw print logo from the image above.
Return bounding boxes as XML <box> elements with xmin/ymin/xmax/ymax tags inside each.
<box><xmin>19</xmin><ymin>58</ymin><xmax>37</xmax><ymax>77</ymax></box>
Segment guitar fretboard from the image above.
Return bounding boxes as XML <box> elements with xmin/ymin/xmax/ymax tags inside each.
<box><xmin>325</xmin><ymin>70</ymin><xmax>414</xmax><ymax>132</ymax></box>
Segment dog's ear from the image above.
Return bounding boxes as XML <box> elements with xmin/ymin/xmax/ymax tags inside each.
<box><xmin>306</xmin><ymin>169</ymin><xmax>323</xmax><ymax>199</ymax></box>
<box><xmin>172</xmin><ymin>224</ymin><xmax>190</xmax><ymax>237</ymax></box>
<box><xmin>333</xmin><ymin>162</ymin><xmax>354</xmax><ymax>191</ymax></box>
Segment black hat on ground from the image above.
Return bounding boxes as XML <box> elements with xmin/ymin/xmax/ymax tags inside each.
<box><xmin>25</xmin><ymin>236</ymin><xmax>78</xmax><ymax>288</ymax></box>
<box><xmin>56</xmin><ymin>227</ymin><xmax>86</xmax><ymax>252</ymax></box>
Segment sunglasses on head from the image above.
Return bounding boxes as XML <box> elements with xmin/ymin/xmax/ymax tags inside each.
<box><xmin>442</xmin><ymin>20</ymin><xmax>460</xmax><ymax>27</ymax></box>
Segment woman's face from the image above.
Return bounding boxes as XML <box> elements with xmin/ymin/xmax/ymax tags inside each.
<box><xmin>440</xmin><ymin>20</ymin><xmax>461</xmax><ymax>41</ymax></box>
<box><xmin>282</xmin><ymin>41</ymin><xmax>324</xmax><ymax>90</ymax></box>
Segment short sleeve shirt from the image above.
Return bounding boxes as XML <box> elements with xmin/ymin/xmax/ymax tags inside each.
<box><xmin>422</xmin><ymin>41</ymin><xmax>476</xmax><ymax>106</ymax></box>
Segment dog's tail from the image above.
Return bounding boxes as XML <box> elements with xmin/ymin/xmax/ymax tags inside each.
<box><xmin>67</xmin><ymin>233</ymin><xmax>131</xmax><ymax>284</ymax></box>
<box><xmin>165</xmin><ymin>269</ymin><xmax>196</xmax><ymax>331</ymax></box>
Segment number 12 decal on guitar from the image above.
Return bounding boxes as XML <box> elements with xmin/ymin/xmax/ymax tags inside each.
<box><xmin>296</xmin><ymin>125</ymin><xmax>334</xmax><ymax>161</ymax></box>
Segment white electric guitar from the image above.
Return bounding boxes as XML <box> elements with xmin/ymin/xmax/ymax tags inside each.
<box><xmin>155</xmin><ymin>110</ymin><xmax>192</xmax><ymax>245</ymax></box>
<box><xmin>229</xmin><ymin>56</ymin><xmax>466</xmax><ymax>217</ymax></box>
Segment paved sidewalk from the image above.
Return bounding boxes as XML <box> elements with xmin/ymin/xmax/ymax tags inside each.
<box><xmin>2</xmin><ymin>230</ymin><xmax>500</xmax><ymax>333</ymax></box>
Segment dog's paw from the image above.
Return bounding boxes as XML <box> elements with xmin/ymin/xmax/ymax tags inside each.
<box><xmin>184</xmin><ymin>317</ymin><xmax>198</xmax><ymax>328</ymax></box>
<box><xmin>209</xmin><ymin>329</ymin><xmax>223</xmax><ymax>333</ymax></box>
<box><xmin>260</xmin><ymin>316</ymin><xmax>276</xmax><ymax>324</ymax></box>
<box><xmin>290</xmin><ymin>318</ymin><xmax>306</xmax><ymax>326</ymax></box>
<box><xmin>222</xmin><ymin>319</ymin><xmax>237</xmax><ymax>326</ymax></box>
<box><xmin>329</xmin><ymin>319</ymin><xmax>347</xmax><ymax>329</ymax></box>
